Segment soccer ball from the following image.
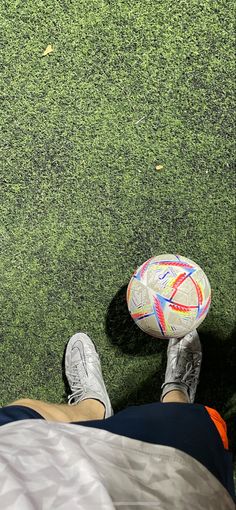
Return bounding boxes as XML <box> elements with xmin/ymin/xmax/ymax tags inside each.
<box><xmin>126</xmin><ymin>254</ymin><xmax>211</xmax><ymax>339</ymax></box>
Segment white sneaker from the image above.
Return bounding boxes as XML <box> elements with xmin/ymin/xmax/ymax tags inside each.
<box><xmin>160</xmin><ymin>330</ymin><xmax>202</xmax><ymax>403</ymax></box>
<box><xmin>65</xmin><ymin>333</ymin><xmax>113</xmax><ymax>418</ymax></box>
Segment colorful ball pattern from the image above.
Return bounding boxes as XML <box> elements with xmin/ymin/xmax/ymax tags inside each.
<box><xmin>126</xmin><ymin>254</ymin><xmax>211</xmax><ymax>339</ymax></box>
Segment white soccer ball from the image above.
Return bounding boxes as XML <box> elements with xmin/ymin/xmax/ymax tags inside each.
<box><xmin>126</xmin><ymin>254</ymin><xmax>211</xmax><ymax>339</ymax></box>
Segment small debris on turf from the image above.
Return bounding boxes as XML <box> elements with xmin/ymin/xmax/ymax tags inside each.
<box><xmin>155</xmin><ymin>165</ymin><xmax>164</xmax><ymax>171</ymax></box>
<box><xmin>135</xmin><ymin>115</ymin><xmax>146</xmax><ymax>124</ymax></box>
<box><xmin>42</xmin><ymin>45</ymin><xmax>54</xmax><ymax>56</ymax></box>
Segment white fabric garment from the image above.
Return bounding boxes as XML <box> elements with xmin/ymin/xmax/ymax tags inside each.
<box><xmin>0</xmin><ymin>419</ymin><xmax>234</xmax><ymax>510</ymax></box>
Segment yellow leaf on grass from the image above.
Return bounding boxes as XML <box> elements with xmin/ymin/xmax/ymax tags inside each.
<box><xmin>42</xmin><ymin>45</ymin><xmax>53</xmax><ymax>56</ymax></box>
<box><xmin>156</xmin><ymin>165</ymin><xmax>164</xmax><ymax>171</ymax></box>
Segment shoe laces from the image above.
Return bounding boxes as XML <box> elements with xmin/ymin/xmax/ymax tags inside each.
<box><xmin>68</xmin><ymin>387</ymin><xmax>85</xmax><ymax>405</ymax></box>
<box><xmin>181</xmin><ymin>360</ymin><xmax>201</xmax><ymax>388</ymax></box>
<box><xmin>68</xmin><ymin>387</ymin><xmax>97</xmax><ymax>405</ymax></box>
<box><xmin>67</xmin><ymin>366</ymin><xmax>100</xmax><ymax>405</ymax></box>
<box><xmin>67</xmin><ymin>364</ymin><xmax>86</xmax><ymax>404</ymax></box>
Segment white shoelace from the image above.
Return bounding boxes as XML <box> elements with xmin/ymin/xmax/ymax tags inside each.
<box><xmin>68</xmin><ymin>387</ymin><xmax>86</xmax><ymax>405</ymax></box>
<box><xmin>182</xmin><ymin>360</ymin><xmax>201</xmax><ymax>388</ymax></box>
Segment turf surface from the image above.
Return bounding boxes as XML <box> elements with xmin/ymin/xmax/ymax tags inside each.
<box><xmin>1</xmin><ymin>0</ymin><xmax>235</xmax><ymax>467</ymax></box>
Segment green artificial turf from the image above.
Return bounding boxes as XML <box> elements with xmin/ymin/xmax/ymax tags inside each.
<box><xmin>1</xmin><ymin>0</ymin><xmax>235</xmax><ymax>471</ymax></box>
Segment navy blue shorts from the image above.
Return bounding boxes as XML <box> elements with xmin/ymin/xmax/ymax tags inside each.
<box><xmin>0</xmin><ymin>402</ymin><xmax>235</xmax><ymax>502</ymax></box>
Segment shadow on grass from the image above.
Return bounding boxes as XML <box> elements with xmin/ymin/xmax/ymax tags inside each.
<box><xmin>197</xmin><ymin>326</ymin><xmax>236</xmax><ymax>456</ymax></box>
<box><xmin>61</xmin><ymin>343</ymin><xmax>71</xmax><ymax>401</ymax></box>
<box><xmin>105</xmin><ymin>285</ymin><xmax>166</xmax><ymax>357</ymax></box>
<box><xmin>105</xmin><ymin>284</ymin><xmax>169</xmax><ymax>410</ymax></box>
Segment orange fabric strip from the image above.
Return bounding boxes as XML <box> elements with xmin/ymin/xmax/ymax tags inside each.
<box><xmin>205</xmin><ymin>406</ymin><xmax>229</xmax><ymax>450</ymax></box>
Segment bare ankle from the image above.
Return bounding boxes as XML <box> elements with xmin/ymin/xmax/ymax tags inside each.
<box><xmin>79</xmin><ymin>399</ymin><xmax>105</xmax><ymax>419</ymax></box>
<box><xmin>162</xmin><ymin>390</ymin><xmax>189</xmax><ymax>403</ymax></box>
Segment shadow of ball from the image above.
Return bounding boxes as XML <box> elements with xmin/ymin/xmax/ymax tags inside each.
<box><xmin>105</xmin><ymin>284</ymin><xmax>166</xmax><ymax>356</ymax></box>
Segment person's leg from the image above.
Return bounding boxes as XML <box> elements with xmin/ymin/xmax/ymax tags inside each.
<box><xmin>5</xmin><ymin>332</ymin><xmax>114</xmax><ymax>424</ymax></box>
<box><xmin>5</xmin><ymin>398</ymin><xmax>105</xmax><ymax>422</ymax></box>
<box><xmin>65</xmin><ymin>333</ymin><xmax>113</xmax><ymax>419</ymax></box>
